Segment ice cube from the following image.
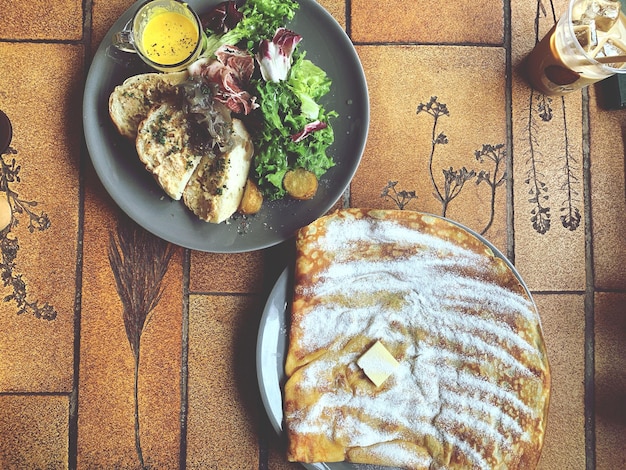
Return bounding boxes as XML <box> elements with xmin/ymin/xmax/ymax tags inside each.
<box><xmin>599</xmin><ymin>37</ymin><xmax>626</xmax><ymax>56</ymax></box>
<box><xmin>593</xmin><ymin>38</ymin><xmax>626</xmax><ymax>67</ymax></box>
<box><xmin>573</xmin><ymin>23</ymin><xmax>597</xmax><ymax>50</ymax></box>
<box><xmin>581</xmin><ymin>0</ymin><xmax>621</xmax><ymax>32</ymax></box>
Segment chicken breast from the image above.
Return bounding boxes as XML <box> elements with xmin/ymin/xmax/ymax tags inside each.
<box><xmin>183</xmin><ymin>119</ymin><xmax>254</xmax><ymax>223</ymax></box>
<box><xmin>135</xmin><ymin>103</ymin><xmax>204</xmax><ymax>201</ymax></box>
<box><xmin>109</xmin><ymin>71</ymin><xmax>188</xmax><ymax>140</ymax></box>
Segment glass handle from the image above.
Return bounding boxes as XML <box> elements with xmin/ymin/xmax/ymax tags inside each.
<box><xmin>111</xmin><ymin>20</ymin><xmax>137</xmax><ymax>53</ymax></box>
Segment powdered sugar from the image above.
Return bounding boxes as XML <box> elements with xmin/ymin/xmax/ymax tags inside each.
<box><xmin>358</xmin><ymin>441</ymin><xmax>433</xmax><ymax>468</ymax></box>
<box><xmin>286</xmin><ymin>214</ymin><xmax>547</xmax><ymax>468</ymax></box>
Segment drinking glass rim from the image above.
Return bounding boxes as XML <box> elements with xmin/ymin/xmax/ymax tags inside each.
<box><xmin>564</xmin><ymin>0</ymin><xmax>626</xmax><ymax>73</ymax></box>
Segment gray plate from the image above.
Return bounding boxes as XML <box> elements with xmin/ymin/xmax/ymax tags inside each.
<box><xmin>83</xmin><ymin>0</ymin><xmax>369</xmax><ymax>252</ymax></box>
<box><xmin>255</xmin><ymin>213</ymin><xmax>537</xmax><ymax>470</ymax></box>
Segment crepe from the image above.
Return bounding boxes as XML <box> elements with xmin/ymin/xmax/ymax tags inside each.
<box><xmin>283</xmin><ymin>209</ymin><xmax>551</xmax><ymax>469</ymax></box>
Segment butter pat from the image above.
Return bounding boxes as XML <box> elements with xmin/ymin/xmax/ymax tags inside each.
<box><xmin>357</xmin><ymin>340</ymin><xmax>399</xmax><ymax>387</ymax></box>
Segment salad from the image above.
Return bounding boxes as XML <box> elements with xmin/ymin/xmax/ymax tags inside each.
<box><xmin>195</xmin><ymin>0</ymin><xmax>337</xmax><ymax>201</ymax></box>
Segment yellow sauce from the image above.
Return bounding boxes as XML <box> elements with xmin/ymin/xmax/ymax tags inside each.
<box><xmin>141</xmin><ymin>11</ymin><xmax>199</xmax><ymax>65</ymax></box>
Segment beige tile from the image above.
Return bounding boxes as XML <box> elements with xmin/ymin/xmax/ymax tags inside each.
<box><xmin>190</xmin><ymin>251</ymin><xmax>264</xmax><ymax>294</ymax></box>
<box><xmin>0</xmin><ymin>395</ymin><xmax>69</xmax><ymax>468</ymax></box>
<box><xmin>595</xmin><ymin>292</ymin><xmax>626</xmax><ymax>470</ymax></box>
<box><xmin>186</xmin><ymin>294</ymin><xmax>261</xmax><ymax>468</ymax></box>
<box><xmin>535</xmin><ymin>294</ymin><xmax>586</xmax><ymax>470</ymax></box>
<box><xmin>78</xmin><ymin>168</ymin><xmax>184</xmax><ymax>468</ymax></box>
<box><xmin>0</xmin><ymin>43</ymin><xmax>82</xmax><ymax>392</ymax></box>
<box><xmin>588</xmin><ymin>89</ymin><xmax>626</xmax><ymax>291</ymax></box>
<box><xmin>352</xmin><ymin>45</ymin><xmax>508</xmax><ymax>250</ymax></box>
<box><xmin>351</xmin><ymin>0</ymin><xmax>503</xmax><ymax>44</ymax></box>
<box><xmin>0</xmin><ymin>0</ymin><xmax>82</xmax><ymax>40</ymax></box>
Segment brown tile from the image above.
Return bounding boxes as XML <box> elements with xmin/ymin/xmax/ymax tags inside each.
<box><xmin>511</xmin><ymin>78</ymin><xmax>586</xmax><ymax>291</ymax></box>
<box><xmin>0</xmin><ymin>395</ymin><xmax>69</xmax><ymax>468</ymax></box>
<box><xmin>511</xmin><ymin>0</ymin><xmax>587</xmax><ymax>293</ymax></box>
<box><xmin>595</xmin><ymin>292</ymin><xmax>626</xmax><ymax>470</ymax></box>
<box><xmin>351</xmin><ymin>0</ymin><xmax>503</xmax><ymax>44</ymax></box>
<box><xmin>186</xmin><ymin>294</ymin><xmax>261</xmax><ymax>468</ymax></box>
<box><xmin>588</xmin><ymin>90</ymin><xmax>626</xmax><ymax>291</ymax></box>
<box><xmin>0</xmin><ymin>43</ymin><xmax>83</xmax><ymax>175</ymax></box>
<box><xmin>351</xmin><ymin>45</ymin><xmax>508</xmax><ymax>251</ymax></box>
<box><xmin>190</xmin><ymin>251</ymin><xmax>265</xmax><ymax>294</ymax></box>
<box><xmin>0</xmin><ymin>42</ymin><xmax>82</xmax><ymax>392</ymax></box>
<box><xmin>0</xmin><ymin>0</ymin><xmax>82</xmax><ymax>40</ymax></box>
<box><xmin>535</xmin><ymin>293</ymin><xmax>586</xmax><ymax>469</ymax></box>
<box><xmin>0</xmin><ymin>305</ymin><xmax>74</xmax><ymax>393</ymax></box>
<box><xmin>316</xmin><ymin>0</ymin><xmax>346</xmax><ymax>29</ymax></box>
<box><xmin>90</xmin><ymin>0</ymin><xmax>134</xmax><ymax>55</ymax></box>
<box><xmin>269</xmin><ymin>442</ymin><xmax>302</xmax><ymax>469</ymax></box>
<box><xmin>78</xmin><ymin>168</ymin><xmax>184</xmax><ymax>468</ymax></box>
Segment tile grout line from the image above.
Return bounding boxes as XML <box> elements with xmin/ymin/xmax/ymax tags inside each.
<box><xmin>69</xmin><ymin>0</ymin><xmax>94</xmax><ymax>468</ymax></box>
<box><xmin>180</xmin><ymin>248</ymin><xmax>191</xmax><ymax>469</ymax></box>
<box><xmin>345</xmin><ymin>0</ymin><xmax>352</xmax><ymax>38</ymax></box>
<box><xmin>503</xmin><ymin>0</ymin><xmax>515</xmax><ymax>263</ymax></box>
<box><xmin>581</xmin><ymin>88</ymin><xmax>596</xmax><ymax>470</ymax></box>
<box><xmin>350</xmin><ymin>41</ymin><xmax>508</xmax><ymax>48</ymax></box>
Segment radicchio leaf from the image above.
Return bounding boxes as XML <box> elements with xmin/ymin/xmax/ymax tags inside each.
<box><xmin>291</xmin><ymin>120</ymin><xmax>327</xmax><ymax>142</ymax></box>
<box><xmin>201</xmin><ymin>0</ymin><xmax>243</xmax><ymax>33</ymax></box>
<box><xmin>257</xmin><ymin>28</ymin><xmax>302</xmax><ymax>82</ymax></box>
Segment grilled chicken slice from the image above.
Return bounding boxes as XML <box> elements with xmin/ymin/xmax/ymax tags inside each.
<box><xmin>136</xmin><ymin>103</ymin><xmax>204</xmax><ymax>201</ymax></box>
<box><xmin>183</xmin><ymin>119</ymin><xmax>254</xmax><ymax>223</ymax></box>
<box><xmin>108</xmin><ymin>71</ymin><xmax>189</xmax><ymax>140</ymax></box>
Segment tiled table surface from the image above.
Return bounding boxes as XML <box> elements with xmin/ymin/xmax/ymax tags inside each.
<box><xmin>1</xmin><ymin>0</ymin><xmax>625</xmax><ymax>468</ymax></box>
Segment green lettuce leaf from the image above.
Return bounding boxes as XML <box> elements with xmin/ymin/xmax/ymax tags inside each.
<box><xmin>254</xmin><ymin>68</ymin><xmax>336</xmax><ymax>200</ymax></box>
<box><xmin>200</xmin><ymin>0</ymin><xmax>299</xmax><ymax>58</ymax></box>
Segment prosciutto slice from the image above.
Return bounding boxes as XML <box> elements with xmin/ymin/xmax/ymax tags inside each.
<box><xmin>189</xmin><ymin>45</ymin><xmax>258</xmax><ymax>115</ymax></box>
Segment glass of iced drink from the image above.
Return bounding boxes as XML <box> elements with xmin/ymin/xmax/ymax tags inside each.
<box><xmin>525</xmin><ymin>0</ymin><xmax>626</xmax><ymax>95</ymax></box>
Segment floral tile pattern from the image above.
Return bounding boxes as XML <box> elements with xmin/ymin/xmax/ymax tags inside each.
<box><xmin>353</xmin><ymin>44</ymin><xmax>508</xmax><ymax>250</ymax></box>
<box><xmin>78</xmin><ymin>169</ymin><xmax>184</xmax><ymax>468</ymax></box>
<box><xmin>0</xmin><ymin>0</ymin><xmax>624</xmax><ymax>468</ymax></box>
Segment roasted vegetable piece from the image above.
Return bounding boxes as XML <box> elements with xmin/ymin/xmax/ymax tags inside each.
<box><xmin>238</xmin><ymin>178</ymin><xmax>264</xmax><ymax>214</ymax></box>
<box><xmin>283</xmin><ymin>168</ymin><xmax>318</xmax><ymax>200</ymax></box>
